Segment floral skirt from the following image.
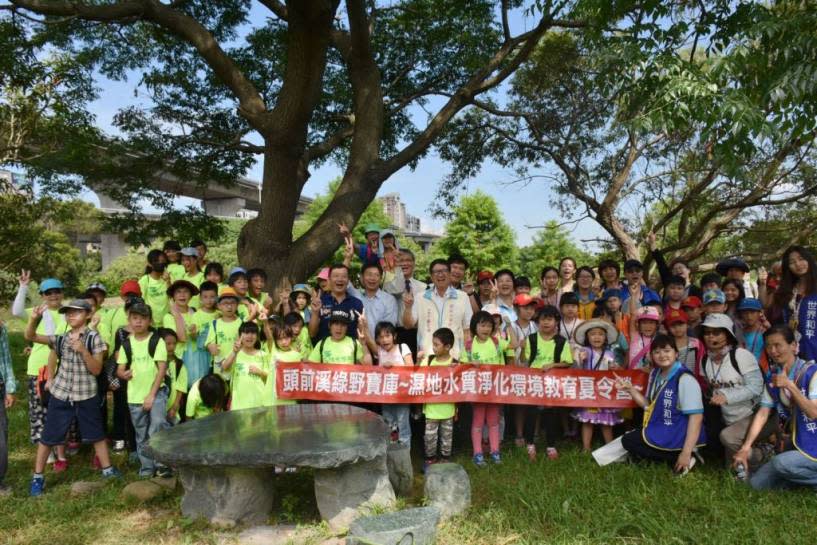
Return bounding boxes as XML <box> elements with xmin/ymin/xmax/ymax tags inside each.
<box><xmin>572</xmin><ymin>408</ymin><xmax>623</xmax><ymax>426</ymax></box>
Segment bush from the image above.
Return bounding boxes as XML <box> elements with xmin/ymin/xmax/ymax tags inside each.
<box><xmin>96</xmin><ymin>249</ymin><xmax>149</xmax><ymax>294</ymax></box>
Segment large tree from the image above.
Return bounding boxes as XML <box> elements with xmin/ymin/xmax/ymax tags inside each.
<box><xmin>2</xmin><ymin>0</ymin><xmax>626</xmax><ymax>290</ymax></box>
<box><xmin>436</xmin><ymin>1</ymin><xmax>817</xmax><ymax>262</ymax></box>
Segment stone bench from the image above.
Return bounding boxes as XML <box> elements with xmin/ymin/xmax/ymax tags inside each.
<box><xmin>144</xmin><ymin>404</ymin><xmax>395</xmax><ymax>530</ymax></box>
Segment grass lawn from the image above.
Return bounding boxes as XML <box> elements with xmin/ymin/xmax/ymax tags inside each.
<box><xmin>1</xmin><ymin>324</ymin><xmax>816</xmax><ymax>545</ymax></box>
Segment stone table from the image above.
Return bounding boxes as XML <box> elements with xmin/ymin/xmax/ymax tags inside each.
<box><xmin>145</xmin><ymin>404</ymin><xmax>395</xmax><ymax>529</ymax></box>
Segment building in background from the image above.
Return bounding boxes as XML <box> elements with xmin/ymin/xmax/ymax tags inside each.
<box><xmin>382</xmin><ymin>192</ymin><xmax>421</xmax><ymax>233</ymax></box>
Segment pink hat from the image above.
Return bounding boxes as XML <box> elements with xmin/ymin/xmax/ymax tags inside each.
<box><xmin>317</xmin><ymin>267</ymin><xmax>330</xmax><ymax>281</ymax></box>
<box><xmin>636</xmin><ymin>306</ymin><xmax>661</xmax><ymax>322</ymax></box>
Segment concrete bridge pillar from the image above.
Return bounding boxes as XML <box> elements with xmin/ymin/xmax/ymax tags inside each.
<box><xmin>203</xmin><ymin>197</ymin><xmax>247</xmax><ymax>217</ymax></box>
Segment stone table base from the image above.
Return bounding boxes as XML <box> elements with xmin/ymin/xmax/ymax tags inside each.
<box><xmin>179</xmin><ymin>466</ymin><xmax>275</xmax><ymax>525</ymax></box>
<box><xmin>314</xmin><ymin>454</ymin><xmax>396</xmax><ymax>531</ymax></box>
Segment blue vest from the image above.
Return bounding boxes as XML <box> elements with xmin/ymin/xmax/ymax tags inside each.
<box><xmin>642</xmin><ymin>363</ymin><xmax>707</xmax><ymax>451</ymax></box>
<box><xmin>792</xmin><ymin>363</ymin><xmax>817</xmax><ymax>461</ymax></box>
<box><xmin>762</xmin><ymin>358</ymin><xmax>809</xmax><ymax>423</ymax></box>
<box><xmin>784</xmin><ymin>294</ymin><xmax>817</xmax><ymax>361</ymax></box>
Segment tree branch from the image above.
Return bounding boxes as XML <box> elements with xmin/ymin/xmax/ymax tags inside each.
<box><xmin>258</xmin><ymin>0</ymin><xmax>287</xmax><ymax>20</ymax></box>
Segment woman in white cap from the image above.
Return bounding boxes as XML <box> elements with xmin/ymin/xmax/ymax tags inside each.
<box><xmin>698</xmin><ymin>313</ymin><xmax>764</xmax><ymax>463</ymax></box>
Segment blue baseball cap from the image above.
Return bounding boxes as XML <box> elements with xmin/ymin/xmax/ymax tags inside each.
<box><xmin>702</xmin><ymin>288</ymin><xmax>726</xmax><ymax>305</ymax></box>
<box><xmin>601</xmin><ymin>288</ymin><xmax>623</xmax><ymax>300</ymax></box>
<box><xmin>228</xmin><ymin>267</ymin><xmax>247</xmax><ymax>278</ymax></box>
<box><xmin>737</xmin><ymin>298</ymin><xmax>763</xmax><ymax>312</ymax></box>
<box><xmin>39</xmin><ymin>278</ymin><xmax>64</xmax><ymax>294</ymax></box>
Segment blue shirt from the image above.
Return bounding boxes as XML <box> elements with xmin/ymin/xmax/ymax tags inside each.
<box><xmin>620</xmin><ymin>283</ymin><xmax>661</xmax><ymax>307</ymax></box>
<box><xmin>316</xmin><ymin>292</ymin><xmax>364</xmax><ymax>342</ymax></box>
<box><xmin>347</xmin><ymin>286</ymin><xmax>398</xmax><ymax>339</ymax></box>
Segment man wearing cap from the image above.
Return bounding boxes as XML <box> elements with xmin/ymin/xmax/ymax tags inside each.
<box><xmin>347</xmin><ymin>262</ymin><xmax>398</xmax><ymax>341</ymax></box>
<box><xmin>309</xmin><ymin>264</ymin><xmax>364</xmax><ymax>343</ymax></box>
<box><xmin>404</xmin><ymin>259</ymin><xmax>473</xmax><ymax>360</ymax></box>
<box><xmin>13</xmin><ymin>271</ymin><xmax>69</xmax><ymax>451</ymax></box>
<box><xmin>620</xmin><ymin>259</ymin><xmax>661</xmax><ymax>308</ymax></box>
<box><xmin>26</xmin><ymin>299</ymin><xmax>121</xmax><ymax>495</ymax></box>
<box><xmin>717</xmin><ymin>257</ymin><xmax>758</xmax><ymax>299</ymax></box>
<box><xmin>698</xmin><ymin>313</ymin><xmax>765</xmax><ymax>461</ymax></box>
<box><xmin>308</xmin><ymin>309</ymin><xmax>371</xmax><ymax>364</ymax></box>
<box><xmin>383</xmin><ymin>249</ymin><xmax>428</xmax><ymax>359</ymax></box>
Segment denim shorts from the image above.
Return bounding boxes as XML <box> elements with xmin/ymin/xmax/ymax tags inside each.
<box><xmin>40</xmin><ymin>394</ymin><xmax>105</xmax><ymax>446</ymax></box>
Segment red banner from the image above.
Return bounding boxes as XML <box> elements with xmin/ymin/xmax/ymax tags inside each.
<box><xmin>276</xmin><ymin>363</ymin><xmax>647</xmax><ymax>408</ymax></box>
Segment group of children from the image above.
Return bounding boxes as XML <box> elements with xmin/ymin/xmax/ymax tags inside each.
<box><xmin>5</xmin><ymin>233</ymin><xmax>817</xmax><ymax>495</ymax></box>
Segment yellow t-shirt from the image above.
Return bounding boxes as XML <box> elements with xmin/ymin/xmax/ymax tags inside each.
<box><xmin>230</xmin><ymin>349</ymin><xmax>270</xmax><ymax>411</ymax></box>
<box><xmin>24</xmin><ymin>307</ymin><xmax>68</xmax><ymax>376</ymax></box>
<box><xmin>182</xmin><ymin>270</ymin><xmax>205</xmax><ymax>308</ymax></box>
<box><xmin>166</xmin><ymin>358</ymin><xmax>189</xmax><ymax>411</ymax></box>
<box><xmin>308</xmin><ymin>337</ymin><xmax>364</xmax><ymax>364</ymax></box>
<box><xmin>295</xmin><ymin>327</ymin><xmax>313</xmax><ymax>360</ymax></box>
<box><xmin>185</xmin><ymin>379</ymin><xmax>214</xmax><ymax>419</ymax></box>
<box><xmin>421</xmin><ymin>356</ymin><xmax>456</xmax><ymax>420</ymax></box>
<box><xmin>117</xmin><ymin>334</ymin><xmax>168</xmax><ymax>404</ymax></box>
<box><xmin>138</xmin><ymin>274</ymin><xmax>169</xmax><ymax>327</ymax></box>
<box><xmin>204</xmin><ymin>318</ymin><xmax>242</xmax><ymax>381</ymax></box>
<box><xmin>268</xmin><ymin>347</ymin><xmax>300</xmax><ymax>406</ymax></box>
<box><xmin>524</xmin><ymin>334</ymin><xmax>574</xmax><ymax>369</ymax></box>
<box><xmin>466</xmin><ymin>337</ymin><xmax>509</xmax><ymax>365</ymax></box>
<box><xmin>162</xmin><ymin>311</ymin><xmax>196</xmax><ymax>359</ymax></box>
<box><xmin>167</xmin><ymin>263</ymin><xmax>185</xmax><ymax>282</ymax></box>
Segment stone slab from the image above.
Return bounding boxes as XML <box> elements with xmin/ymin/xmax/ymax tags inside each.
<box><xmin>423</xmin><ymin>463</ymin><xmax>470</xmax><ymax>520</ymax></box>
<box><xmin>346</xmin><ymin>506</ymin><xmax>441</xmax><ymax>545</ymax></box>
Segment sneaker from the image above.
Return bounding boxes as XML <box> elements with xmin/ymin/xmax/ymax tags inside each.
<box><xmin>155</xmin><ymin>467</ymin><xmax>173</xmax><ymax>479</ymax></box>
<box><xmin>472</xmin><ymin>453</ymin><xmax>487</xmax><ymax>467</ymax></box>
<box><xmin>514</xmin><ymin>437</ymin><xmax>525</xmax><ymax>447</ymax></box>
<box><xmin>284</xmin><ymin>466</ymin><xmax>298</xmax><ymax>474</ymax></box>
<box><xmin>53</xmin><ymin>459</ymin><xmax>69</xmax><ymax>473</ymax></box>
<box><xmin>490</xmin><ymin>452</ymin><xmax>501</xmax><ymax>465</ymax></box>
<box><xmin>112</xmin><ymin>440</ymin><xmax>126</xmax><ymax>453</ymax></box>
<box><xmin>546</xmin><ymin>447</ymin><xmax>559</xmax><ymax>460</ymax></box>
<box><xmin>526</xmin><ymin>444</ymin><xmax>537</xmax><ymax>462</ymax></box>
<box><xmin>274</xmin><ymin>466</ymin><xmax>284</xmax><ymax>474</ymax></box>
<box><xmin>29</xmin><ymin>476</ymin><xmax>45</xmax><ymax>497</ymax></box>
<box><xmin>102</xmin><ymin>467</ymin><xmax>123</xmax><ymax>480</ymax></box>
<box><xmin>46</xmin><ymin>451</ymin><xmax>56</xmax><ymax>465</ymax></box>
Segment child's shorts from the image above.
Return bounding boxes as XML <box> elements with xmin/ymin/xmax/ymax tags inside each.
<box><xmin>40</xmin><ymin>394</ymin><xmax>105</xmax><ymax>446</ymax></box>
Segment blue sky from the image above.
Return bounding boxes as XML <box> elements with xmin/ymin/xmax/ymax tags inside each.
<box><xmin>78</xmin><ymin>2</ymin><xmax>607</xmax><ymax>248</ymax></box>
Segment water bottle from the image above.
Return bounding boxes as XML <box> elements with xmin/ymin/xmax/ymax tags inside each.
<box><xmin>735</xmin><ymin>462</ymin><xmax>747</xmax><ymax>481</ymax></box>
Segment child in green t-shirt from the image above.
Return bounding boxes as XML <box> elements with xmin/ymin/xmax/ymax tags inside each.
<box><xmin>284</xmin><ymin>312</ymin><xmax>313</xmax><ymax>360</ymax></box>
<box><xmin>222</xmin><ymin>322</ymin><xmax>269</xmax><ymax>411</ymax></box>
<box><xmin>205</xmin><ymin>288</ymin><xmax>244</xmax><ymax>385</ymax></box>
<box><xmin>466</xmin><ymin>311</ymin><xmax>509</xmax><ymax>466</ymax></box>
<box><xmin>159</xmin><ymin>329</ymin><xmax>188</xmax><ymax>424</ymax></box>
<box><xmin>422</xmin><ymin>328</ymin><xmax>458</xmax><ymax>473</ymax></box>
<box><xmin>188</xmin><ymin>281</ymin><xmax>219</xmax><ymax>386</ymax></box>
<box><xmin>521</xmin><ymin>305</ymin><xmax>573</xmax><ymax>462</ymax></box>
<box><xmin>307</xmin><ymin>310</ymin><xmax>371</xmax><ymax>364</ymax></box>
<box><xmin>138</xmin><ymin>249</ymin><xmax>171</xmax><ymax>327</ymax></box>
<box><xmin>163</xmin><ymin>240</ymin><xmax>185</xmax><ymax>282</ymax></box>
<box><xmin>263</xmin><ymin>322</ymin><xmax>300</xmax><ymax>406</ymax></box>
<box><xmin>115</xmin><ymin>302</ymin><xmax>169</xmax><ymax>478</ymax></box>
<box><xmin>185</xmin><ymin>374</ymin><xmax>227</xmax><ymax>420</ymax></box>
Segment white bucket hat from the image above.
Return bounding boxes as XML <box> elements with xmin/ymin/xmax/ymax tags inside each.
<box><xmin>574</xmin><ymin>319</ymin><xmax>619</xmax><ymax>346</ymax></box>
<box><xmin>701</xmin><ymin>313</ymin><xmax>738</xmax><ymax>344</ymax></box>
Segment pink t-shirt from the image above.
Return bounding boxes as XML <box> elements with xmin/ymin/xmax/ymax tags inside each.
<box><xmin>377</xmin><ymin>344</ymin><xmax>412</xmax><ymax>366</ymax></box>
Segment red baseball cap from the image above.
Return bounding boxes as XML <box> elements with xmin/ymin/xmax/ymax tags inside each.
<box><xmin>119</xmin><ymin>279</ymin><xmax>141</xmax><ymax>297</ymax></box>
<box><xmin>477</xmin><ymin>270</ymin><xmax>494</xmax><ymax>283</ymax></box>
<box><xmin>665</xmin><ymin>308</ymin><xmax>689</xmax><ymax>326</ymax></box>
<box><xmin>682</xmin><ymin>296</ymin><xmax>702</xmax><ymax>309</ymax></box>
<box><xmin>513</xmin><ymin>293</ymin><xmax>537</xmax><ymax>307</ymax></box>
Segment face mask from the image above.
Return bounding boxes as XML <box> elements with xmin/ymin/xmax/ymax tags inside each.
<box><xmin>152</xmin><ymin>262</ymin><xmax>167</xmax><ymax>273</ymax></box>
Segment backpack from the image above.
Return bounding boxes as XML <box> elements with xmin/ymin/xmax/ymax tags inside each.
<box><xmin>527</xmin><ymin>333</ymin><xmax>566</xmax><ymax>366</ymax></box>
<box><xmin>698</xmin><ymin>347</ymin><xmax>762</xmax><ymax>396</ymax></box>
<box><xmin>39</xmin><ymin>331</ymin><xmax>99</xmax><ymax>407</ymax></box>
<box><xmin>121</xmin><ymin>330</ymin><xmax>168</xmax><ymax>389</ymax></box>
<box><xmin>317</xmin><ymin>336</ymin><xmax>357</xmax><ymax>363</ymax></box>
<box><xmin>464</xmin><ymin>336</ymin><xmax>502</xmax><ymax>363</ymax></box>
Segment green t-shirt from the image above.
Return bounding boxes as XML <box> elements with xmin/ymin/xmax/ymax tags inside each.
<box><xmin>466</xmin><ymin>337</ymin><xmax>509</xmax><ymax>365</ymax></box>
<box><xmin>422</xmin><ymin>356</ymin><xmax>456</xmax><ymax>420</ymax></box>
<box><xmin>24</xmin><ymin>307</ymin><xmax>69</xmax><ymax>376</ymax></box>
<box><xmin>182</xmin><ymin>270</ymin><xmax>204</xmax><ymax>308</ymax></box>
<box><xmin>230</xmin><ymin>349</ymin><xmax>270</xmax><ymax>411</ymax></box>
<box><xmin>308</xmin><ymin>337</ymin><xmax>364</xmax><ymax>364</ymax></box>
<box><xmin>162</xmin><ymin>311</ymin><xmax>196</xmax><ymax>359</ymax></box>
<box><xmin>105</xmin><ymin>306</ymin><xmax>130</xmax><ymax>349</ymax></box>
<box><xmin>191</xmin><ymin>309</ymin><xmax>219</xmax><ymax>338</ymax></box>
<box><xmin>269</xmin><ymin>347</ymin><xmax>300</xmax><ymax>406</ymax></box>
<box><xmin>167</xmin><ymin>263</ymin><xmax>185</xmax><ymax>282</ymax></box>
<box><xmin>166</xmin><ymin>358</ymin><xmax>189</xmax><ymax>411</ymax></box>
<box><xmin>138</xmin><ymin>274</ymin><xmax>169</xmax><ymax>327</ymax></box>
<box><xmin>204</xmin><ymin>318</ymin><xmax>242</xmax><ymax>381</ymax></box>
<box><xmin>185</xmin><ymin>379</ymin><xmax>214</xmax><ymax>420</ymax></box>
<box><xmin>525</xmin><ymin>333</ymin><xmax>574</xmax><ymax>369</ymax></box>
<box><xmin>295</xmin><ymin>327</ymin><xmax>313</xmax><ymax>360</ymax></box>
<box><xmin>117</xmin><ymin>334</ymin><xmax>168</xmax><ymax>404</ymax></box>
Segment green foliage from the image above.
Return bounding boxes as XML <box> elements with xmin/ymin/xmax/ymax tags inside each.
<box><xmin>92</xmin><ymin>250</ymin><xmax>147</xmax><ymax>297</ymax></box>
<box><xmin>0</xmin><ymin>193</ymin><xmax>102</xmax><ymax>300</ymax></box>
<box><xmin>435</xmin><ymin>191</ymin><xmax>517</xmax><ymax>275</ymax></box>
<box><xmin>206</xmin><ymin>219</ymin><xmax>243</xmax><ymax>272</ymax></box>
<box><xmin>517</xmin><ymin>221</ymin><xmax>593</xmax><ymax>281</ymax></box>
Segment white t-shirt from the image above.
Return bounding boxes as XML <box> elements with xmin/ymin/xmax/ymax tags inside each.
<box><xmin>377</xmin><ymin>344</ymin><xmax>412</xmax><ymax>366</ymax></box>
